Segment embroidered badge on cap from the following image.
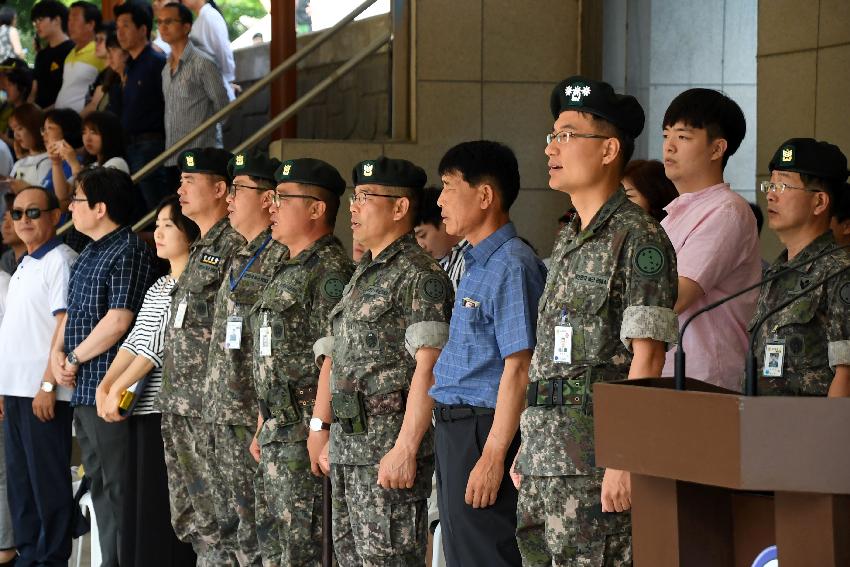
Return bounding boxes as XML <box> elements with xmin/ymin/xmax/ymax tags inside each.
<box><xmin>201</xmin><ymin>254</ymin><xmax>221</xmax><ymax>266</ymax></box>
<box><xmin>235</xmin><ymin>154</ymin><xmax>245</xmax><ymax>166</ymax></box>
<box><xmin>282</xmin><ymin>163</ymin><xmax>292</xmax><ymax>176</ymax></box>
<box><xmin>781</xmin><ymin>146</ymin><xmax>794</xmax><ymax>164</ymax></box>
<box><xmin>185</xmin><ymin>154</ymin><xmax>195</xmax><ymax>167</ymax></box>
<box><xmin>634</xmin><ymin>245</ymin><xmax>665</xmax><ymax>277</ymax></box>
<box><xmin>565</xmin><ymin>83</ymin><xmax>592</xmax><ymax>105</ymax></box>
<box><xmin>363</xmin><ymin>162</ymin><xmax>374</xmax><ymax>177</ymax></box>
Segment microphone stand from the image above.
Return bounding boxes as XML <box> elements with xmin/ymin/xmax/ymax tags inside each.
<box><xmin>743</xmin><ymin>263</ymin><xmax>850</xmax><ymax>396</ymax></box>
<box><xmin>673</xmin><ymin>243</ymin><xmax>850</xmax><ymax>390</ymax></box>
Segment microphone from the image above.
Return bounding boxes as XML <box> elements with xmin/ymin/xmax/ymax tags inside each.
<box><xmin>743</xmin><ymin>263</ymin><xmax>850</xmax><ymax>396</ymax></box>
<box><xmin>673</xmin><ymin>243</ymin><xmax>850</xmax><ymax>390</ymax></box>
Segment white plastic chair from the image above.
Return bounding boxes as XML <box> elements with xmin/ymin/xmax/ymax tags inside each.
<box><xmin>431</xmin><ymin>522</ymin><xmax>446</xmax><ymax>567</ymax></box>
<box><xmin>73</xmin><ymin>491</ymin><xmax>102</xmax><ymax>567</ymax></box>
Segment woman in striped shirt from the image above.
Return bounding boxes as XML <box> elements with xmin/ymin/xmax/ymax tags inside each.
<box><xmin>95</xmin><ymin>194</ymin><xmax>199</xmax><ymax>566</ymax></box>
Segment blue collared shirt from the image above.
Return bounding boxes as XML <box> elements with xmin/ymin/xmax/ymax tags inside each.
<box><xmin>121</xmin><ymin>43</ymin><xmax>166</xmax><ymax>137</ymax></box>
<box><xmin>431</xmin><ymin>222</ymin><xmax>547</xmax><ymax>408</ymax></box>
<box><xmin>65</xmin><ymin>226</ymin><xmax>156</xmax><ymax>406</ymax></box>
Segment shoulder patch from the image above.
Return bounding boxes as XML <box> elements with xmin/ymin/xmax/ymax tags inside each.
<box><xmin>839</xmin><ymin>281</ymin><xmax>850</xmax><ymax>305</ymax></box>
<box><xmin>420</xmin><ymin>274</ymin><xmax>447</xmax><ymax>303</ymax></box>
<box><xmin>320</xmin><ymin>273</ymin><xmax>346</xmax><ymax>301</ymax></box>
<box><xmin>633</xmin><ymin>244</ymin><xmax>665</xmax><ymax>278</ymax></box>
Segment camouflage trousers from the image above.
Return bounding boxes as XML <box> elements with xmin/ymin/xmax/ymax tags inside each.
<box><xmin>330</xmin><ymin>457</ymin><xmax>433</xmax><ymax>567</ymax></box>
<box><xmin>161</xmin><ymin>413</ymin><xmax>233</xmax><ymax>566</ymax></box>
<box><xmin>209</xmin><ymin>423</ymin><xmax>262</xmax><ymax>566</ymax></box>
<box><xmin>516</xmin><ymin>474</ymin><xmax>632</xmax><ymax>567</ymax></box>
<box><xmin>254</xmin><ymin>438</ymin><xmax>324</xmax><ymax>567</ymax></box>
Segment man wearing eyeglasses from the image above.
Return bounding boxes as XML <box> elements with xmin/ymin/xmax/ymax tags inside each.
<box><xmin>309</xmin><ymin>157</ymin><xmax>453</xmax><ymax>565</ymax></box>
<box><xmin>658</xmin><ymin>88</ymin><xmax>762</xmax><ymax>392</ymax></box>
<box><xmin>247</xmin><ymin>158</ymin><xmax>354</xmax><ymax>566</ymax></box>
<box><xmin>0</xmin><ymin>186</ymin><xmax>78</xmax><ymax>566</ymax></box>
<box><xmin>513</xmin><ymin>77</ymin><xmax>679</xmax><ymax>566</ymax></box>
<box><xmin>749</xmin><ymin>138</ymin><xmax>850</xmax><ymax>397</ymax></box>
<box><xmin>205</xmin><ymin>150</ymin><xmax>287</xmax><ymax>565</ymax></box>
<box><xmin>158</xmin><ymin>147</ymin><xmax>243</xmax><ymax>564</ymax></box>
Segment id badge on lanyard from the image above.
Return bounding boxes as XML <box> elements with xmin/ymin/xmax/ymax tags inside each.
<box><xmin>173</xmin><ymin>297</ymin><xmax>188</xmax><ymax>329</ymax></box>
<box><xmin>763</xmin><ymin>333</ymin><xmax>785</xmax><ymax>378</ymax></box>
<box><xmin>259</xmin><ymin>311</ymin><xmax>272</xmax><ymax>357</ymax></box>
<box><xmin>554</xmin><ymin>308</ymin><xmax>573</xmax><ymax>364</ymax></box>
<box><xmin>225</xmin><ymin>316</ymin><xmax>243</xmax><ymax>350</ymax></box>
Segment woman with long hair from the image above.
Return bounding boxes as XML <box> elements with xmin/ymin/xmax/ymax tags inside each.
<box><xmin>8</xmin><ymin>104</ymin><xmax>50</xmax><ymax>189</ymax></box>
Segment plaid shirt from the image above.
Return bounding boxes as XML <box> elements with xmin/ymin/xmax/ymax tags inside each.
<box><xmin>431</xmin><ymin>222</ymin><xmax>547</xmax><ymax>408</ymax></box>
<box><xmin>65</xmin><ymin>226</ymin><xmax>156</xmax><ymax>406</ymax></box>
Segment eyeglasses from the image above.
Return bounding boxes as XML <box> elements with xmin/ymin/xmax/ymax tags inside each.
<box><xmin>10</xmin><ymin>207</ymin><xmax>55</xmax><ymax>221</ymax></box>
<box><xmin>546</xmin><ymin>131</ymin><xmax>610</xmax><ymax>144</ymax></box>
<box><xmin>759</xmin><ymin>181</ymin><xmax>821</xmax><ymax>194</ymax></box>
<box><xmin>69</xmin><ymin>197</ymin><xmax>88</xmax><ymax>203</ymax></box>
<box><xmin>227</xmin><ymin>183</ymin><xmax>271</xmax><ymax>198</ymax></box>
<box><xmin>349</xmin><ymin>192</ymin><xmax>401</xmax><ymax>206</ymax></box>
<box><xmin>154</xmin><ymin>18</ymin><xmax>180</xmax><ymax>26</ymax></box>
<box><xmin>271</xmin><ymin>192</ymin><xmax>321</xmax><ymax>207</ymax></box>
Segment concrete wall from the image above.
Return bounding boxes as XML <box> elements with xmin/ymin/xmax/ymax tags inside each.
<box><xmin>271</xmin><ymin>0</ymin><xmax>584</xmax><ymax>257</ymax></box>
<box><xmin>755</xmin><ymin>0</ymin><xmax>850</xmax><ymax>260</ymax></box>
<box><xmin>602</xmin><ymin>0</ymin><xmax>759</xmax><ymax>203</ymax></box>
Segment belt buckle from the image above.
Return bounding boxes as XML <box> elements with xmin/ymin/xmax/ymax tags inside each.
<box><xmin>552</xmin><ymin>379</ymin><xmax>564</xmax><ymax>406</ymax></box>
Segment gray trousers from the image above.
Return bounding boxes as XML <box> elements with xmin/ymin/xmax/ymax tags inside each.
<box><xmin>74</xmin><ymin>405</ymin><xmax>129</xmax><ymax>567</ymax></box>
<box><xmin>0</xmin><ymin>420</ymin><xmax>13</xmax><ymax>550</ymax></box>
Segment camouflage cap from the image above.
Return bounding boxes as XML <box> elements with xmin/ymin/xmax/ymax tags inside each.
<box><xmin>769</xmin><ymin>138</ymin><xmax>849</xmax><ymax>181</ymax></box>
<box><xmin>352</xmin><ymin>156</ymin><xmax>427</xmax><ymax>190</ymax></box>
<box><xmin>550</xmin><ymin>75</ymin><xmax>645</xmax><ymax>139</ymax></box>
<box><xmin>227</xmin><ymin>150</ymin><xmax>281</xmax><ymax>183</ymax></box>
<box><xmin>274</xmin><ymin>158</ymin><xmax>346</xmax><ymax>196</ymax></box>
<box><xmin>178</xmin><ymin>147</ymin><xmax>233</xmax><ymax>180</ymax></box>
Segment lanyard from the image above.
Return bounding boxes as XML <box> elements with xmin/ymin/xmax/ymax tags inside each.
<box><xmin>229</xmin><ymin>235</ymin><xmax>271</xmax><ymax>291</ymax></box>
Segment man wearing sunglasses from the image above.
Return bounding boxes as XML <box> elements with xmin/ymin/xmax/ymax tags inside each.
<box><xmin>248</xmin><ymin>158</ymin><xmax>354</xmax><ymax>566</ymax></box>
<box><xmin>0</xmin><ymin>186</ymin><xmax>78</xmax><ymax>566</ymax></box>
<box><xmin>309</xmin><ymin>157</ymin><xmax>453</xmax><ymax>565</ymax></box>
<box><xmin>158</xmin><ymin>147</ymin><xmax>243</xmax><ymax>564</ymax></box>
<box><xmin>748</xmin><ymin>138</ymin><xmax>850</xmax><ymax>397</ymax></box>
<box><xmin>205</xmin><ymin>150</ymin><xmax>287</xmax><ymax>565</ymax></box>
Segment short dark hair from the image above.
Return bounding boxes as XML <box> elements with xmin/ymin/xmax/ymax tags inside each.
<box><xmin>623</xmin><ymin>159</ymin><xmax>678</xmax><ymax>222</ymax></box>
<box><xmin>105</xmin><ymin>30</ymin><xmax>122</xmax><ymax>50</ymax></box>
<box><xmin>96</xmin><ymin>19</ymin><xmax>115</xmax><ymax>35</ymax></box>
<box><xmin>82</xmin><ymin>111</ymin><xmax>125</xmax><ymax>164</ymax></box>
<box><xmin>581</xmin><ymin>112</ymin><xmax>636</xmax><ymax>172</ymax></box>
<box><xmin>75</xmin><ymin>167</ymin><xmax>136</xmax><ymax>226</ymax></box>
<box><xmin>1</xmin><ymin>58</ymin><xmax>33</xmax><ymax>100</ymax></box>
<box><xmin>156</xmin><ymin>194</ymin><xmax>200</xmax><ymax>243</ymax></box>
<box><xmin>114</xmin><ymin>1</ymin><xmax>153</xmax><ymax>39</ymax></box>
<box><xmin>416</xmin><ymin>186</ymin><xmax>442</xmax><ymax>228</ymax></box>
<box><xmin>44</xmin><ymin>108</ymin><xmax>83</xmax><ymax>149</ymax></box>
<box><xmin>30</xmin><ymin>1</ymin><xmax>69</xmax><ymax>31</ymax></box>
<box><xmin>163</xmin><ymin>2</ymin><xmax>193</xmax><ymax>25</ymax></box>
<box><xmin>438</xmin><ymin>140</ymin><xmax>521</xmax><ymax>211</ymax></box>
<box><xmin>9</xmin><ymin>103</ymin><xmax>46</xmax><ymax>153</ymax></box>
<box><xmin>662</xmin><ymin>88</ymin><xmax>746</xmax><ymax>168</ymax></box>
<box><xmin>0</xmin><ymin>7</ymin><xmax>17</xmax><ymax>27</ymax></box>
<box><xmin>801</xmin><ymin>173</ymin><xmax>845</xmax><ymax>217</ymax></box>
<box><xmin>834</xmin><ymin>183</ymin><xmax>850</xmax><ymax>224</ymax></box>
<box><xmin>748</xmin><ymin>202</ymin><xmax>764</xmax><ymax>235</ymax></box>
<box><xmin>70</xmin><ymin>1</ymin><xmax>102</xmax><ymax>28</ymax></box>
<box><xmin>15</xmin><ymin>185</ymin><xmax>61</xmax><ymax>211</ymax></box>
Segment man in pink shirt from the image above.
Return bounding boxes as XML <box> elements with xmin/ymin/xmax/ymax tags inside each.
<box><xmin>660</xmin><ymin>88</ymin><xmax>762</xmax><ymax>391</ymax></box>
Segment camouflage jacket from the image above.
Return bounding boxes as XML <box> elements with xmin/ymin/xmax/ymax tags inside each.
<box><xmin>159</xmin><ymin>218</ymin><xmax>244</xmax><ymax>417</ymax></box>
<box><xmin>250</xmin><ymin>234</ymin><xmax>354</xmax><ymax>445</ymax></box>
<box><xmin>204</xmin><ymin>228</ymin><xmax>288</xmax><ymax>426</ymax></box>
<box><xmin>327</xmin><ymin>232</ymin><xmax>453</xmax><ymax>465</ymax></box>
<box><xmin>517</xmin><ymin>188</ymin><xmax>678</xmax><ymax>477</ymax></box>
<box><xmin>748</xmin><ymin>231</ymin><xmax>850</xmax><ymax>396</ymax></box>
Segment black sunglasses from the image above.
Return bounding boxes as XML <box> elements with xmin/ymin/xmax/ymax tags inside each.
<box><xmin>10</xmin><ymin>207</ymin><xmax>55</xmax><ymax>221</ymax></box>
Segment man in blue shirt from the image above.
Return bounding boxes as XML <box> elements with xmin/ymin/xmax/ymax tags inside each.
<box><xmin>51</xmin><ymin>167</ymin><xmax>155</xmax><ymax>567</ymax></box>
<box><xmin>430</xmin><ymin>140</ymin><xmax>547</xmax><ymax>567</ymax></box>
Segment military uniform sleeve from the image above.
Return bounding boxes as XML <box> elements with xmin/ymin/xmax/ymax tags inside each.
<box><xmin>619</xmin><ymin>231</ymin><xmax>679</xmax><ymax>351</ymax></box>
<box><xmin>402</xmin><ymin>266</ymin><xmax>454</xmax><ymax>358</ymax></box>
<box><xmin>309</xmin><ymin>263</ymin><xmax>352</xmax><ymax>367</ymax></box>
<box><xmin>826</xmin><ymin>273</ymin><xmax>850</xmax><ymax>369</ymax></box>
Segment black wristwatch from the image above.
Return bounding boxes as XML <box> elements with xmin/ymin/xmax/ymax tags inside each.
<box><xmin>66</xmin><ymin>350</ymin><xmax>80</xmax><ymax>365</ymax></box>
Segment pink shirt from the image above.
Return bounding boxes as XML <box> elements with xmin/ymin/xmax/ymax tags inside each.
<box><xmin>660</xmin><ymin>183</ymin><xmax>761</xmax><ymax>391</ymax></box>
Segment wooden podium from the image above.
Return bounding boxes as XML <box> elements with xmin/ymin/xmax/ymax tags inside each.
<box><xmin>593</xmin><ymin>378</ymin><xmax>850</xmax><ymax>567</ymax></box>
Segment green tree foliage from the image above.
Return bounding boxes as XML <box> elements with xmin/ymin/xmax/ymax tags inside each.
<box><xmin>215</xmin><ymin>0</ymin><xmax>267</xmax><ymax>41</ymax></box>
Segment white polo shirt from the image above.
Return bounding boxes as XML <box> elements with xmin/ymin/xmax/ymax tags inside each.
<box><xmin>0</xmin><ymin>238</ymin><xmax>77</xmax><ymax>400</ymax></box>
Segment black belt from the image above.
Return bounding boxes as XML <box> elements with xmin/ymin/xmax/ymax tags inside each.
<box><xmin>433</xmin><ymin>403</ymin><xmax>495</xmax><ymax>422</ymax></box>
<box><xmin>526</xmin><ymin>378</ymin><xmax>585</xmax><ymax>407</ymax></box>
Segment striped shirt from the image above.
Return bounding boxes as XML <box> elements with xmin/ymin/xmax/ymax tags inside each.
<box><xmin>439</xmin><ymin>239</ymin><xmax>470</xmax><ymax>291</ymax></box>
<box><xmin>119</xmin><ymin>275</ymin><xmax>175</xmax><ymax>415</ymax></box>
<box><xmin>65</xmin><ymin>226</ymin><xmax>156</xmax><ymax>406</ymax></box>
<box><xmin>162</xmin><ymin>41</ymin><xmax>229</xmax><ymax>166</ymax></box>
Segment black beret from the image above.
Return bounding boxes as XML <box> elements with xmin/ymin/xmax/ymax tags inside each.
<box><xmin>178</xmin><ymin>147</ymin><xmax>233</xmax><ymax>179</ymax></box>
<box><xmin>352</xmin><ymin>157</ymin><xmax>427</xmax><ymax>190</ymax></box>
<box><xmin>550</xmin><ymin>75</ymin><xmax>645</xmax><ymax>139</ymax></box>
<box><xmin>227</xmin><ymin>150</ymin><xmax>281</xmax><ymax>183</ymax></box>
<box><xmin>274</xmin><ymin>158</ymin><xmax>346</xmax><ymax>196</ymax></box>
<box><xmin>769</xmin><ymin>138</ymin><xmax>849</xmax><ymax>181</ymax></box>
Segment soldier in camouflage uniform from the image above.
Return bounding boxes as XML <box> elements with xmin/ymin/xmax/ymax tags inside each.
<box><xmin>205</xmin><ymin>151</ymin><xmax>288</xmax><ymax>566</ymax></box>
<box><xmin>514</xmin><ymin>77</ymin><xmax>679</xmax><ymax>566</ymax></box>
<box><xmin>248</xmin><ymin>158</ymin><xmax>355</xmax><ymax>566</ymax></box>
<box><xmin>160</xmin><ymin>147</ymin><xmax>243</xmax><ymax>566</ymax></box>
<box><xmin>749</xmin><ymin>138</ymin><xmax>850</xmax><ymax>397</ymax></box>
<box><xmin>309</xmin><ymin>157</ymin><xmax>454</xmax><ymax>566</ymax></box>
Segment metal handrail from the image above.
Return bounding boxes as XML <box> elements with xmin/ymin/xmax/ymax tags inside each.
<box><xmin>57</xmin><ymin>0</ymin><xmax>382</xmax><ymax>236</ymax></box>
<box><xmin>131</xmin><ymin>31</ymin><xmax>392</xmax><ymax>231</ymax></box>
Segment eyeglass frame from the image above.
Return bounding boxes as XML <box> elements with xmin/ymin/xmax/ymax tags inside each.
<box><xmin>546</xmin><ymin>130</ymin><xmax>611</xmax><ymax>145</ymax></box>
<box><xmin>10</xmin><ymin>207</ymin><xmax>57</xmax><ymax>221</ymax></box>
<box><xmin>759</xmin><ymin>180</ymin><xmax>822</xmax><ymax>195</ymax></box>
<box><xmin>271</xmin><ymin>191</ymin><xmax>322</xmax><ymax>208</ymax></box>
<box><xmin>227</xmin><ymin>182</ymin><xmax>273</xmax><ymax>198</ymax></box>
<box><xmin>349</xmin><ymin>192</ymin><xmax>402</xmax><ymax>206</ymax></box>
